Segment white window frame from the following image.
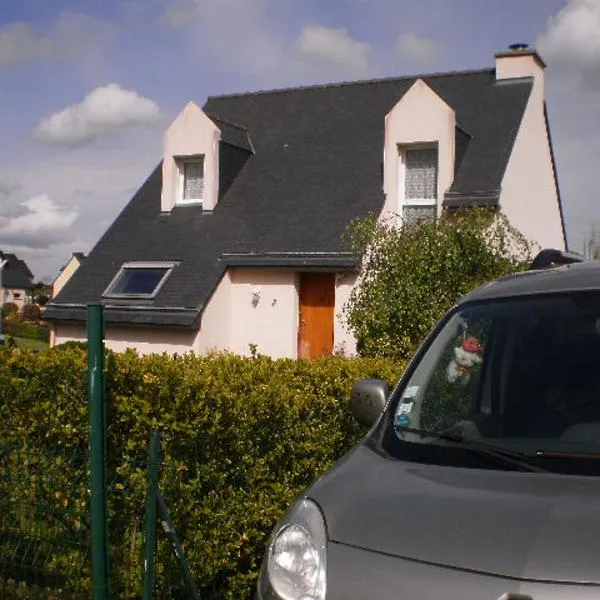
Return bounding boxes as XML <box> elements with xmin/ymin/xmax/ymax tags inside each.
<box><xmin>103</xmin><ymin>261</ymin><xmax>178</xmax><ymax>299</ymax></box>
<box><xmin>176</xmin><ymin>155</ymin><xmax>205</xmax><ymax>206</ymax></box>
<box><xmin>398</xmin><ymin>144</ymin><xmax>439</xmax><ymax>225</ymax></box>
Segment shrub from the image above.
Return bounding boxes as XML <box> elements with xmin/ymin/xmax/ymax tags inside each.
<box><xmin>1</xmin><ymin>302</ymin><xmax>19</xmax><ymax>319</ymax></box>
<box><xmin>0</xmin><ymin>347</ymin><xmax>404</xmax><ymax>598</ymax></box>
<box><xmin>21</xmin><ymin>303</ymin><xmax>41</xmax><ymax>322</ymax></box>
<box><xmin>2</xmin><ymin>320</ymin><xmax>50</xmax><ymax>342</ymax></box>
<box><xmin>344</xmin><ymin>208</ymin><xmax>535</xmax><ymax>359</ymax></box>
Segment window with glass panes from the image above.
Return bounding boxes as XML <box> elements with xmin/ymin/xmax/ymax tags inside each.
<box><xmin>179</xmin><ymin>157</ymin><xmax>204</xmax><ymax>203</ymax></box>
<box><xmin>402</xmin><ymin>147</ymin><xmax>438</xmax><ymax>226</ymax></box>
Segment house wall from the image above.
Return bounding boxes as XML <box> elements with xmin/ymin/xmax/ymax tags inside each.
<box><xmin>334</xmin><ymin>273</ymin><xmax>358</xmax><ymax>356</ymax></box>
<box><xmin>53</xmin><ymin>268</ymin><xmax>360</xmax><ymax>359</ymax></box>
<box><xmin>497</xmin><ymin>56</ymin><xmax>565</xmax><ymax>250</ymax></box>
<box><xmin>195</xmin><ymin>270</ymin><xmax>233</xmax><ymax>354</ymax></box>
<box><xmin>382</xmin><ymin>79</ymin><xmax>456</xmax><ymax>221</ymax></box>
<box><xmin>162</xmin><ymin>102</ymin><xmax>221</xmax><ymax>212</ymax></box>
<box><xmin>52</xmin><ymin>257</ymin><xmax>82</xmax><ymax>298</ymax></box>
<box><xmin>53</xmin><ymin>323</ymin><xmax>197</xmax><ymax>355</ymax></box>
<box><xmin>1</xmin><ymin>288</ymin><xmax>28</xmax><ymax>310</ymax></box>
<box><xmin>226</xmin><ymin>269</ymin><xmax>299</xmax><ymax>358</ymax></box>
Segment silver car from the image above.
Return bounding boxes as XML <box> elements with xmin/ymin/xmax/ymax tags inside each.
<box><xmin>257</xmin><ymin>249</ymin><xmax>600</xmax><ymax>600</ymax></box>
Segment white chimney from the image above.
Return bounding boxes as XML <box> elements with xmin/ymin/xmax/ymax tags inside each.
<box><xmin>495</xmin><ymin>43</ymin><xmax>546</xmax><ymax>96</ymax></box>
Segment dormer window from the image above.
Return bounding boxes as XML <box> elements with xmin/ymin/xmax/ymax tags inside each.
<box><xmin>103</xmin><ymin>261</ymin><xmax>177</xmax><ymax>299</ymax></box>
<box><xmin>399</xmin><ymin>146</ymin><xmax>438</xmax><ymax>225</ymax></box>
<box><xmin>178</xmin><ymin>156</ymin><xmax>205</xmax><ymax>205</ymax></box>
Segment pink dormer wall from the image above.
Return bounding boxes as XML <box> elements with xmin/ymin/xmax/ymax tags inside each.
<box><xmin>161</xmin><ymin>101</ymin><xmax>221</xmax><ymax>212</ymax></box>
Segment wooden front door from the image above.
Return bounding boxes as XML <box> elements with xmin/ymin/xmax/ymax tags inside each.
<box><xmin>298</xmin><ymin>272</ymin><xmax>335</xmax><ymax>359</ymax></box>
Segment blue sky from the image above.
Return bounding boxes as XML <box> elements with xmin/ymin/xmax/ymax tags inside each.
<box><xmin>0</xmin><ymin>0</ymin><xmax>598</xmax><ymax>280</ymax></box>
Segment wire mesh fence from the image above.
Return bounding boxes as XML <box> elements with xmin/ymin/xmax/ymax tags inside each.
<box><xmin>0</xmin><ymin>441</ymin><xmax>197</xmax><ymax>599</ymax></box>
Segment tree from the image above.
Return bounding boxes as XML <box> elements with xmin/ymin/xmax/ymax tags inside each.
<box><xmin>343</xmin><ymin>208</ymin><xmax>535</xmax><ymax>360</ymax></box>
<box><xmin>21</xmin><ymin>303</ymin><xmax>41</xmax><ymax>322</ymax></box>
<box><xmin>1</xmin><ymin>302</ymin><xmax>19</xmax><ymax>320</ymax></box>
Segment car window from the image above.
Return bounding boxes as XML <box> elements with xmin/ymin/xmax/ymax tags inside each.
<box><xmin>387</xmin><ymin>292</ymin><xmax>600</xmax><ymax>473</ymax></box>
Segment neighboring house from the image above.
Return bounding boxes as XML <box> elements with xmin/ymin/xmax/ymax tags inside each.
<box><xmin>51</xmin><ymin>253</ymin><xmax>86</xmax><ymax>299</ymax></box>
<box><xmin>0</xmin><ymin>251</ymin><xmax>34</xmax><ymax>310</ymax></box>
<box><xmin>45</xmin><ymin>44</ymin><xmax>567</xmax><ymax>358</ymax></box>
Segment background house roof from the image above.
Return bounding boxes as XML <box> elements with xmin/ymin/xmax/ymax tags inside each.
<box><xmin>45</xmin><ymin>68</ymin><xmax>533</xmax><ymax>327</ymax></box>
<box><xmin>0</xmin><ymin>251</ymin><xmax>34</xmax><ymax>290</ymax></box>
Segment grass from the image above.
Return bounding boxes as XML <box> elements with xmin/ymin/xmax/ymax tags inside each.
<box><xmin>12</xmin><ymin>337</ymin><xmax>49</xmax><ymax>351</ymax></box>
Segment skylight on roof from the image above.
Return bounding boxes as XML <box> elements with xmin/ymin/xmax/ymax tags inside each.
<box><xmin>104</xmin><ymin>262</ymin><xmax>176</xmax><ymax>298</ymax></box>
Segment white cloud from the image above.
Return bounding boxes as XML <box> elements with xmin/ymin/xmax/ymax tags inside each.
<box><xmin>0</xmin><ymin>12</ymin><xmax>111</xmax><ymax>68</ymax></box>
<box><xmin>293</xmin><ymin>25</ymin><xmax>372</xmax><ymax>78</ymax></box>
<box><xmin>395</xmin><ymin>32</ymin><xmax>441</xmax><ymax>66</ymax></box>
<box><xmin>1</xmin><ymin>124</ymin><xmax>162</xmax><ymax>280</ymax></box>
<box><xmin>34</xmin><ymin>84</ymin><xmax>161</xmax><ymax>146</ymax></box>
<box><xmin>0</xmin><ymin>174</ymin><xmax>20</xmax><ymax>196</ymax></box>
<box><xmin>538</xmin><ymin>0</ymin><xmax>600</xmax><ymax>72</ymax></box>
<box><xmin>0</xmin><ymin>194</ymin><xmax>79</xmax><ymax>250</ymax></box>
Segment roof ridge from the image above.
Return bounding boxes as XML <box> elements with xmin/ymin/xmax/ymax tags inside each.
<box><xmin>205</xmin><ymin>112</ymin><xmax>249</xmax><ymax>132</ymax></box>
<box><xmin>206</xmin><ymin>67</ymin><xmax>494</xmax><ymax>101</ymax></box>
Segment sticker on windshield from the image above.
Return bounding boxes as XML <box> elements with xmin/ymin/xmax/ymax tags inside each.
<box><xmin>395</xmin><ymin>413</ymin><xmax>411</xmax><ymax>427</ymax></box>
<box><xmin>398</xmin><ymin>402</ymin><xmax>413</xmax><ymax>415</ymax></box>
<box><xmin>403</xmin><ymin>386</ymin><xmax>419</xmax><ymax>399</ymax></box>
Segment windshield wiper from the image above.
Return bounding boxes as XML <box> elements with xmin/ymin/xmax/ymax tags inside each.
<box><xmin>394</xmin><ymin>426</ymin><xmax>548</xmax><ymax>473</ymax></box>
<box><xmin>535</xmin><ymin>450</ymin><xmax>600</xmax><ymax>460</ymax></box>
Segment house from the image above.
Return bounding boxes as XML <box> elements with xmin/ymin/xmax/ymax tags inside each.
<box><xmin>45</xmin><ymin>44</ymin><xmax>567</xmax><ymax>358</ymax></box>
<box><xmin>51</xmin><ymin>253</ymin><xmax>86</xmax><ymax>299</ymax></box>
<box><xmin>0</xmin><ymin>251</ymin><xmax>34</xmax><ymax>310</ymax></box>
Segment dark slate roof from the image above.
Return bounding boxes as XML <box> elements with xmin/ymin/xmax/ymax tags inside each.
<box><xmin>0</xmin><ymin>251</ymin><xmax>34</xmax><ymax>289</ymax></box>
<box><xmin>207</xmin><ymin>114</ymin><xmax>254</xmax><ymax>153</ymax></box>
<box><xmin>45</xmin><ymin>68</ymin><xmax>534</xmax><ymax>327</ymax></box>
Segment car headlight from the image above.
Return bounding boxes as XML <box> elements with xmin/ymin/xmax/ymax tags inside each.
<box><xmin>261</xmin><ymin>498</ymin><xmax>327</xmax><ymax>600</ymax></box>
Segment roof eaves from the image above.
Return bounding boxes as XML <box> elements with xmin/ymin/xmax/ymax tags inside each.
<box><xmin>444</xmin><ymin>190</ymin><xmax>501</xmax><ymax>208</ymax></box>
<box><xmin>221</xmin><ymin>252</ymin><xmax>358</xmax><ymax>270</ymax></box>
<box><xmin>544</xmin><ymin>102</ymin><xmax>568</xmax><ymax>251</ymax></box>
<box><xmin>44</xmin><ymin>303</ymin><xmax>200</xmax><ymax>328</ymax></box>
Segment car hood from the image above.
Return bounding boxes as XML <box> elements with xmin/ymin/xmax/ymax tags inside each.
<box><xmin>308</xmin><ymin>444</ymin><xmax>600</xmax><ymax>584</ymax></box>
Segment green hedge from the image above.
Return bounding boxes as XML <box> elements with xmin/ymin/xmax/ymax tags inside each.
<box><xmin>2</xmin><ymin>320</ymin><xmax>50</xmax><ymax>342</ymax></box>
<box><xmin>0</xmin><ymin>346</ymin><xmax>404</xmax><ymax>598</ymax></box>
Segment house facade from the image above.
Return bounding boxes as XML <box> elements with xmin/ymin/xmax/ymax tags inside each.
<box><xmin>45</xmin><ymin>45</ymin><xmax>567</xmax><ymax>358</ymax></box>
<box><xmin>51</xmin><ymin>253</ymin><xmax>86</xmax><ymax>299</ymax></box>
<box><xmin>0</xmin><ymin>251</ymin><xmax>34</xmax><ymax>311</ymax></box>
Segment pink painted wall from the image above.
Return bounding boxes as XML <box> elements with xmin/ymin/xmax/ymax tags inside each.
<box><xmin>496</xmin><ymin>52</ymin><xmax>565</xmax><ymax>250</ymax></box>
<box><xmin>161</xmin><ymin>102</ymin><xmax>221</xmax><ymax>212</ymax></box>
<box><xmin>52</xmin><ymin>268</ymin><xmax>360</xmax><ymax>358</ymax></box>
<box><xmin>226</xmin><ymin>269</ymin><xmax>299</xmax><ymax>358</ymax></box>
<box><xmin>195</xmin><ymin>270</ymin><xmax>233</xmax><ymax>354</ymax></box>
<box><xmin>334</xmin><ymin>273</ymin><xmax>358</xmax><ymax>356</ymax></box>
<box><xmin>53</xmin><ymin>323</ymin><xmax>197</xmax><ymax>355</ymax></box>
<box><xmin>382</xmin><ymin>79</ymin><xmax>456</xmax><ymax>221</ymax></box>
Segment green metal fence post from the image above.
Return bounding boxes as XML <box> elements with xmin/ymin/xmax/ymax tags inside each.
<box><xmin>142</xmin><ymin>430</ymin><xmax>161</xmax><ymax>600</ymax></box>
<box><xmin>88</xmin><ymin>304</ymin><xmax>109</xmax><ymax>599</ymax></box>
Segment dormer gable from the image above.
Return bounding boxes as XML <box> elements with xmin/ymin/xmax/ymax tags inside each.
<box><xmin>162</xmin><ymin>101</ymin><xmax>221</xmax><ymax>213</ymax></box>
<box><xmin>382</xmin><ymin>79</ymin><xmax>456</xmax><ymax>225</ymax></box>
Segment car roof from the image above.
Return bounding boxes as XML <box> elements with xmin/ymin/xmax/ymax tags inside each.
<box><xmin>460</xmin><ymin>260</ymin><xmax>600</xmax><ymax>304</ymax></box>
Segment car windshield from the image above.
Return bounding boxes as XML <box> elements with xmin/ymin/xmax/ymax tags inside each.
<box><xmin>384</xmin><ymin>291</ymin><xmax>600</xmax><ymax>475</ymax></box>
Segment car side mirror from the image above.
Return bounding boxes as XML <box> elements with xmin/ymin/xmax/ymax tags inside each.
<box><xmin>350</xmin><ymin>379</ymin><xmax>389</xmax><ymax>427</ymax></box>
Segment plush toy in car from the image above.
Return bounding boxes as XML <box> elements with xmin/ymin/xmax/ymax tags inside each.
<box><xmin>446</xmin><ymin>336</ymin><xmax>482</xmax><ymax>383</ymax></box>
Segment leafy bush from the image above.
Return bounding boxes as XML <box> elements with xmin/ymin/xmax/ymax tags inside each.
<box><xmin>2</xmin><ymin>320</ymin><xmax>50</xmax><ymax>342</ymax></box>
<box><xmin>21</xmin><ymin>303</ymin><xmax>41</xmax><ymax>322</ymax></box>
<box><xmin>344</xmin><ymin>208</ymin><xmax>535</xmax><ymax>359</ymax></box>
<box><xmin>0</xmin><ymin>347</ymin><xmax>404</xmax><ymax>598</ymax></box>
<box><xmin>1</xmin><ymin>302</ymin><xmax>18</xmax><ymax>319</ymax></box>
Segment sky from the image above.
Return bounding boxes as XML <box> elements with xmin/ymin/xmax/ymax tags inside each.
<box><xmin>0</xmin><ymin>0</ymin><xmax>599</xmax><ymax>282</ymax></box>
